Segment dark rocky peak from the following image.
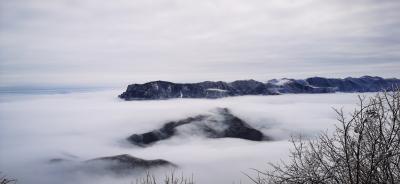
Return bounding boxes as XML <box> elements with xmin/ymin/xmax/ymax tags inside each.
<box><xmin>359</xmin><ymin>75</ymin><xmax>383</xmax><ymax>80</ymax></box>
<box><xmin>198</xmin><ymin>81</ymin><xmax>230</xmax><ymax>88</ymax></box>
<box><xmin>229</xmin><ymin>79</ymin><xmax>263</xmax><ymax>87</ymax></box>
<box><xmin>127</xmin><ymin>108</ymin><xmax>270</xmax><ymax>147</ymax></box>
<box><xmin>305</xmin><ymin>76</ymin><xmax>393</xmax><ymax>92</ymax></box>
<box><xmin>305</xmin><ymin>77</ymin><xmax>336</xmax><ymax>87</ymax></box>
<box><xmin>229</xmin><ymin>79</ymin><xmax>272</xmax><ymax>95</ymax></box>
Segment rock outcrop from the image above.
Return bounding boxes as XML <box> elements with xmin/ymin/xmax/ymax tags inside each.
<box><xmin>119</xmin><ymin>76</ymin><xmax>400</xmax><ymax>100</ymax></box>
<box><xmin>85</xmin><ymin>154</ymin><xmax>176</xmax><ymax>174</ymax></box>
<box><xmin>127</xmin><ymin>108</ymin><xmax>269</xmax><ymax>146</ymax></box>
<box><xmin>49</xmin><ymin>154</ymin><xmax>177</xmax><ymax>175</ymax></box>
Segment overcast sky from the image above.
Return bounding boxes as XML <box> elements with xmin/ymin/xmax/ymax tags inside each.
<box><xmin>1</xmin><ymin>0</ymin><xmax>399</xmax><ymax>87</ymax></box>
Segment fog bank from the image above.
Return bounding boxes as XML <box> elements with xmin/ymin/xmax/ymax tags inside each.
<box><xmin>0</xmin><ymin>90</ymin><xmax>368</xmax><ymax>183</ymax></box>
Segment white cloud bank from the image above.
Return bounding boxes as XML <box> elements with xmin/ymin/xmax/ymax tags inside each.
<box><xmin>1</xmin><ymin>0</ymin><xmax>400</xmax><ymax>86</ymax></box>
<box><xmin>0</xmin><ymin>90</ymin><xmax>371</xmax><ymax>184</ymax></box>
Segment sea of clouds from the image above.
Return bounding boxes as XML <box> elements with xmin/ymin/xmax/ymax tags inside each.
<box><xmin>0</xmin><ymin>89</ymin><xmax>371</xmax><ymax>184</ymax></box>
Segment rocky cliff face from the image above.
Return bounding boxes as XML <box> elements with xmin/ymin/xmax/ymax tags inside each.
<box><xmin>119</xmin><ymin>76</ymin><xmax>400</xmax><ymax>100</ymax></box>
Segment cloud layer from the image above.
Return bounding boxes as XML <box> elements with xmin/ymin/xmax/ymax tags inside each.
<box><xmin>1</xmin><ymin>0</ymin><xmax>400</xmax><ymax>86</ymax></box>
<box><xmin>0</xmin><ymin>90</ymin><xmax>369</xmax><ymax>183</ymax></box>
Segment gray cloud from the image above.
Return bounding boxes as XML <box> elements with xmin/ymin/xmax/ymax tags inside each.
<box><xmin>0</xmin><ymin>90</ymin><xmax>366</xmax><ymax>184</ymax></box>
<box><xmin>0</xmin><ymin>0</ymin><xmax>399</xmax><ymax>86</ymax></box>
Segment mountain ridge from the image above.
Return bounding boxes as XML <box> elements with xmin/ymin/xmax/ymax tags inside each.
<box><xmin>119</xmin><ymin>76</ymin><xmax>400</xmax><ymax>100</ymax></box>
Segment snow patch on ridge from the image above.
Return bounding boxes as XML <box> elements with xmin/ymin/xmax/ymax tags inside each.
<box><xmin>206</xmin><ymin>88</ymin><xmax>228</xmax><ymax>92</ymax></box>
<box><xmin>268</xmin><ymin>78</ymin><xmax>292</xmax><ymax>86</ymax></box>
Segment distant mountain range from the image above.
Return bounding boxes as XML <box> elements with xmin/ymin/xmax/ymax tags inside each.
<box><xmin>119</xmin><ymin>76</ymin><xmax>400</xmax><ymax>100</ymax></box>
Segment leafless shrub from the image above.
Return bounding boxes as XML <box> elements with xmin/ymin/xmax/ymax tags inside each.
<box><xmin>249</xmin><ymin>89</ymin><xmax>400</xmax><ymax>184</ymax></box>
<box><xmin>0</xmin><ymin>173</ymin><xmax>16</xmax><ymax>184</ymax></box>
<box><xmin>134</xmin><ymin>171</ymin><xmax>194</xmax><ymax>184</ymax></box>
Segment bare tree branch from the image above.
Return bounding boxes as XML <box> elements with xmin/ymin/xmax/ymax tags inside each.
<box><xmin>248</xmin><ymin>89</ymin><xmax>400</xmax><ymax>184</ymax></box>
